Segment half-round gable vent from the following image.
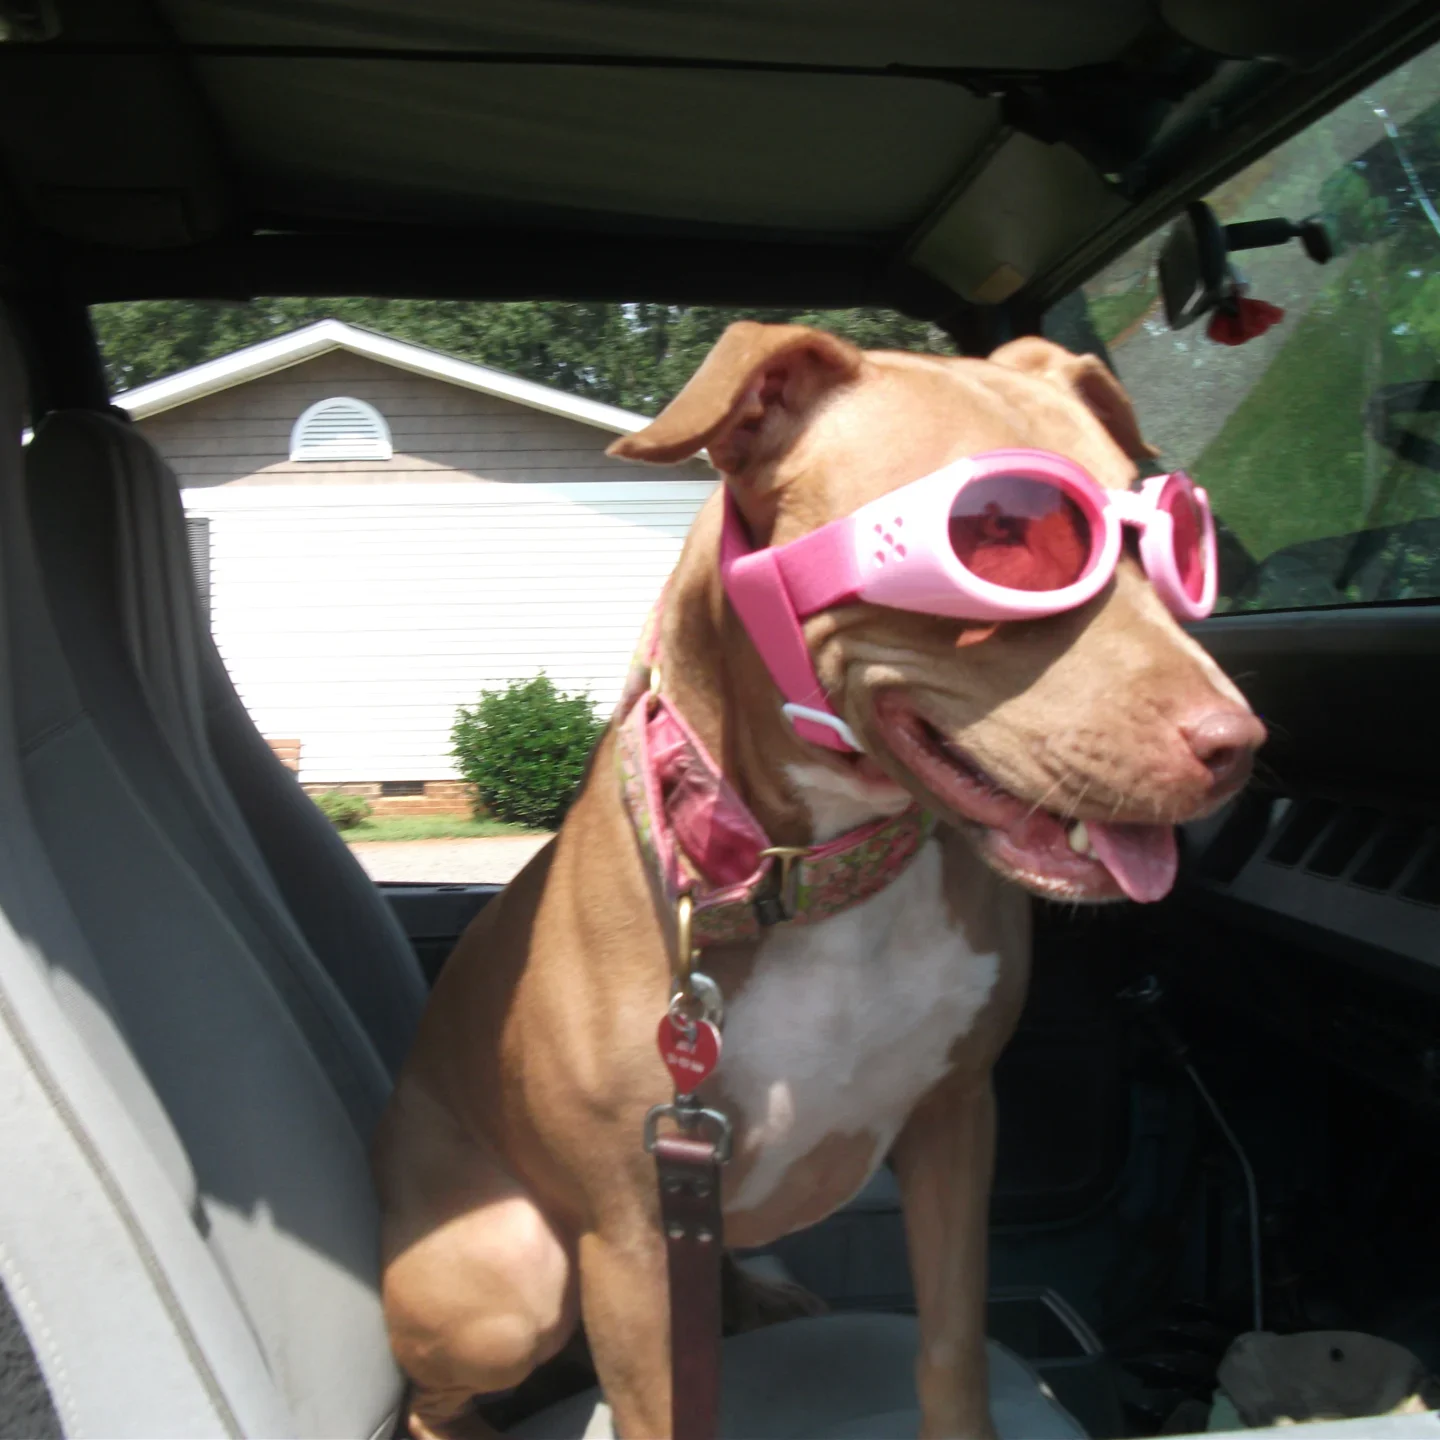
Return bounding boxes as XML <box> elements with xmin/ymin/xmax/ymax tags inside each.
<box><xmin>289</xmin><ymin>396</ymin><xmax>393</xmax><ymax>462</ymax></box>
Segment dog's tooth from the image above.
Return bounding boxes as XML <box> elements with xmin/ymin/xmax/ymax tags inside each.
<box><xmin>1068</xmin><ymin>820</ymin><xmax>1091</xmax><ymax>855</ymax></box>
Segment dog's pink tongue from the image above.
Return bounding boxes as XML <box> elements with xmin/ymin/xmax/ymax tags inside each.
<box><xmin>1086</xmin><ymin>822</ymin><xmax>1179</xmax><ymax>903</ymax></box>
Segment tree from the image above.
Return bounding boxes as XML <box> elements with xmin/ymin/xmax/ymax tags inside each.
<box><xmin>91</xmin><ymin>298</ymin><xmax>953</xmax><ymax>414</ymax></box>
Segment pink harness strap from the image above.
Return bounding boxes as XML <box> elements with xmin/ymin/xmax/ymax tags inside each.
<box><xmin>614</xmin><ymin>600</ymin><xmax>933</xmax><ymax>946</ymax></box>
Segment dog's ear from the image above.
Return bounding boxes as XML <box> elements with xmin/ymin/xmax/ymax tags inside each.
<box><xmin>987</xmin><ymin>336</ymin><xmax>1160</xmax><ymax>462</ymax></box>
<box><xmin>607</xmin><ymin>322</ymin><xmax>863</xmax><ymax>477</ymax></box>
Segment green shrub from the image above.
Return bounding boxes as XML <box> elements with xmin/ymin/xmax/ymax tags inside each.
<box><xmin>313</xmin><ymin>789</ymin><xmax>373</xmax><ymax>830</ymax></box>
<box><xmin>451</xmin><ymin>674</ymin><xmax>603</xmax><ymax>829</ymax></box>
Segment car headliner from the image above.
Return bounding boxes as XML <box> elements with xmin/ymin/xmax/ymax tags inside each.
<box><xmin>1</xmin><ymin>0</ymin><xmax>1439</xmax><ymax>325</ymax></box>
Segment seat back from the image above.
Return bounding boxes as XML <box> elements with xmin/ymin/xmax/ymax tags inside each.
<box><xmin>25</xmin><ymin>409</ymin><xmax>427</xmax><ymax>1075</ymax></box>
<box><xmin>2</xmin><ymin>318</ymin><xmax>405</xmax><ymax>1436</ymax></box>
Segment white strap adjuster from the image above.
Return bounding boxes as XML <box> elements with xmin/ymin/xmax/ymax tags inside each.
<box><xmin>781</xmin><ymin>703</ymin><xmax>863</xmax><ymax>753</ymax></box>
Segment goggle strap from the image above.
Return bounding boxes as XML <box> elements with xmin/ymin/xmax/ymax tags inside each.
<box><xmin>720</xmin><ymin>493</ymin><xmax>860</xmax><ymax>752</ymax></box>
<box><xmin>771</xmin><ymin>522</ymin><xmax>864</xmax><ymax>617</ymax></box>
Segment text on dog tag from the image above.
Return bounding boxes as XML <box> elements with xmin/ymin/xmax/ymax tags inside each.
<box><xmin>657</xmin><ymin>1015</ymin><xmax>722</xmax><ymax>1093</ymax></box>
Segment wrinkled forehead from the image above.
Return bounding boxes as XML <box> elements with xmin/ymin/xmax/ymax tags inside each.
<box><xmin>778</xmin><ymin>351</ymin><xmax>1140</xmax><ymax>532</ymax></box>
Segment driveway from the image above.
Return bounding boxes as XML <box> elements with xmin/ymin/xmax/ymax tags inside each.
<box><xmin>348</xmin><ymin>835</ymin><xmax>552</xmax><ymax>884</ymax></box>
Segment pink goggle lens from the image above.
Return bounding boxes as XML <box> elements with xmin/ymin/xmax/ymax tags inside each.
<box><xmin>1163</xmin><ymin>481</ymin><xmax>1208</xmax><ymax>602</ymax></box>
<box><xmin>948</xmin><ymin>475</ymin><xmax>1093</xmax><ymax>593</ymax></box>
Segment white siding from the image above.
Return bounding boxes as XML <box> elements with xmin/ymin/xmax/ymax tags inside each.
<box><xmin>183</xmin><ymin>480</ymin><xmax>716</xmax><ymax>784</ymax></box>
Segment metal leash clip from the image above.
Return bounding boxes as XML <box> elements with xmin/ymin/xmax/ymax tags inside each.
<box><xmin>668</xmin><ymin>972</ymin><xmax>724</xmax><ymax>1034</ymax></box>
<box><xmin>645</xmin><ymin>892</ymin><xmax>732</xmax><ymax>1161</ymax></box>
<box><xmin>643</xmin><ymin>1102</ymin><xmax>733</xmax><ymax>1163</ymax></box>
<box><xmin>668</xmin><ymin>893</ymin><xmax>723</xmax><ymax>1027</ymax></box>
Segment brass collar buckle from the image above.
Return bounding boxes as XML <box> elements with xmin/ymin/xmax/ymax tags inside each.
<box><xmin>753</xmin><ymin>845</ymin><xmax>808</xmax><ymax>927</ymax></box>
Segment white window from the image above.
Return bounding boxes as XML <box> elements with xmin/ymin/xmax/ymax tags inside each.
<box><xmin>289</xmin><ymin>396</ymin><xmax>393</xmax><ymax>462</ymax></box>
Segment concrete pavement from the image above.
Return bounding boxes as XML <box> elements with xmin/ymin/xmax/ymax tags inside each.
<box><xmin>347</xmin><ymin>834</ymin><xmax>552</xmax><ymax>884</ymax></box>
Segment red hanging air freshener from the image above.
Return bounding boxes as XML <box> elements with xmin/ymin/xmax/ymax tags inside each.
<box><xmin>657</xmin><ymin>1014</ymin><xmax>722</xmax><ymax>1093</ymax></box>
<box><xmin>1207</xmin><ymin>297</ymin><xmax>1285</xmax><ymax>346</ymax></box>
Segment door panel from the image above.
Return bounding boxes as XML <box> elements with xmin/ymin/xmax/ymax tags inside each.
<box><xmin>380</xmin><ymin>882</ymin><xmax>502</xmax><ymax>983</ymax></box>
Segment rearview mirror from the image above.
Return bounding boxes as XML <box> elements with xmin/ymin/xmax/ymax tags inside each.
<box><xmin>1158</xmin><ymin>202</ymin><xmax>1231</xmax><ymax>331</ymax></box>
<box><xmin>1158</xmin><ymin>201</ymin><xmax>1333</xmax><ymax>332</ymax></box>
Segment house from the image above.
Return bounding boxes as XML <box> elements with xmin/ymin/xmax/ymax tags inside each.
<box><xmin>118</xmin><ymin>320</ymin><xmax>716</xmax><ymax>816</ymax></box>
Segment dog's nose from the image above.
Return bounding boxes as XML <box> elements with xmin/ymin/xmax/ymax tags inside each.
<box><xmin>1180</xmin><ymin>709</ymin><xmax>1267</xmax><ymax>793</ymax></box>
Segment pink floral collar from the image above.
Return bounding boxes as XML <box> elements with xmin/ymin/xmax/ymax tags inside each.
<box><xmin>613</xmin><ymin>605</ymin><xmax>934</xmax><ymax>947</ymax></box>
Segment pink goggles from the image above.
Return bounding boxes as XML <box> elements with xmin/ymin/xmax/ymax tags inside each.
<box><xmin>721</xmin><ymin>448</ymin><xmax>1217</xmax><ymax>753</ymax></box>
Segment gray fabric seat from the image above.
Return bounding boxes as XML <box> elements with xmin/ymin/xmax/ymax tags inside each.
<box><xmin>1</xmin><ymin>315</ymin><xmax>1084</xmax><ymax>1438</ymax></box>
<box><xmin>24</xmin><ymin>409</ymin><xmax>426</xmax><ymax>1076</ymax></box>
<box><xmin>512</xmin><ymin>1316</ymin><xmax>1086</xmax><ymax>1440</ymax></box>
<box><xmin>2</xmin><ymin>321</ymin><xmax>404</xmax><ymax>1434</ymax></box>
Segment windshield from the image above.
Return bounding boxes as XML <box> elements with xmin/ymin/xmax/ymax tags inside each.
<box><xmin>1047</xmin><ymin>39</ymin><xmax>1440</xmax><ymax>613</ymax></box>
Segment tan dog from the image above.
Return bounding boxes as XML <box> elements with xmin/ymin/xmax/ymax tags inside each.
<box><xmin>374</xmin><ymin>325</ymin><xmax>1265</xmax><ymax>1440</ymax></box>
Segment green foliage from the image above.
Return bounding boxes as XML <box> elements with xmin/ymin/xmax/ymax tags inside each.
<box><xmin>1392</xmin><ymin>270</ymin><xmax>1440</xmax><ymax>356</ymax></box>
<box><xmin>1319</xmin><ymin>166</ymin><xmax>1391</xmax><ymax>250</ymax></box>
<box><xmin>451</xmin><ymin>675</ymin><xmax>604</xmax><ymax>830</ymax></box>
<box><xmin>313</xmin><ymin>789</ymin><xmax>373</xmax><ymax>830</ymax></box>
<box><xmin>91</xmin><ymin>298</ymin><xmax>953</xmax><ymax>413</ymax></box>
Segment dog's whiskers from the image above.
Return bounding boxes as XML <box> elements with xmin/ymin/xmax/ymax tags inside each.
<box><xmin>1059</xmin><ymin>779</ymin><xmax>1093</xmax><ymax>825</ymax></box>
<box><xmin>1252</xmin><ymin>757</ymin><xmax>1283</xmax><ymax>788</ymax></box>
<box><xmin>1021</xmin><ymin>775</ymin><xmax>1071</xmax><ymax>824</ymax></box>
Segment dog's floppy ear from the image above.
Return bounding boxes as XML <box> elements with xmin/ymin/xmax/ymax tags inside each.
<box><xmin>607</xmin><ymin>322</ymin><xmax>863</xmax><ymax>477</ymax></box>
<box><xmin>987</xmin><ymin>336</ymin><xmax>1160</xmax><ymax>462</ymax></box>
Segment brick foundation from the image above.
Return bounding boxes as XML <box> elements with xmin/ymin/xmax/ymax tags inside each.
<box><xmin>300</xmin><ymin>779</ymin><xmax>479</xmax><ymax>819</ymax></box>
<box><xmin>267</xmin><ymin>738</ymin><xmax>302</xmax><ymax>773</ymax></box>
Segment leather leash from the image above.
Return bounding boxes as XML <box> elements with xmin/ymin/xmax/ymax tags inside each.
<box><xmin>645</xmin><ymin>893</ymin><xmax>732</xmax><ymax>1440</ymax></box>
<box><xmin>654</xmin><ymin>1134</ymin><xmax>725</xmax><ymax>1440</ymax></box>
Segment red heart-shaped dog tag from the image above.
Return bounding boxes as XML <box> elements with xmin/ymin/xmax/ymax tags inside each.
<box><xmin>657</xmin><ymin>1015</ymin><xmax>722</xmax><ymax>1093</ymax></box>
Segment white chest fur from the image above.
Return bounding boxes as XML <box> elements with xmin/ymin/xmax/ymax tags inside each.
<box><xmin>721</xmin><ymin>838</ymin><xmax>1000</xmax><ymax>1214</ymax></box>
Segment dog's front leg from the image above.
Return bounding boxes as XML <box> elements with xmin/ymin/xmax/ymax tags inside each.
<box><xmin>577</xmin><ymin>1210</ymin><xmax>673</xmax><ymax>1439</ymax></box>
<box><xmin>892</xmin><ymin>1073</ymin><xmax>998</xmax><ymax>1440</ymax></box>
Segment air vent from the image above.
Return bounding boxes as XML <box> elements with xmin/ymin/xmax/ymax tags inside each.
<box><xmin>289</xmin><ymin>397</ymin><xmax>393</xmax><ymax>462</ymax></box>
<box><xmin>1306</xmin><ymin>808</ymin><xmax>1382</xmax><ymax>878</ymax></box>
<box><xmin>1266</xmin><ymin>799</ymin><xmax>1338</xmax><ymax>866</ymax></box>
<box><xmin>185</xmin><ymin>516</ymin><xmax>210</xmax><ymax>622</ymax></box>
<box><xmin>1353</xmin><ymin>819</ymin><xmax>1429</xmax><ymax>891</ymax></box>
<box><xmin>381</xmin><ymin>780</ymin><xmax>425</xmax><ymax>797</ymax></box>
<box><xmin>1194</xmin><ymin>791</ymin><xmax>1277</xmax><ymax>882</ymax></box>
<box><xmin>1193</xmin><ymin>789</ymin><xmax>1440</xmax><ymax>914</ymax></box>
<box><xmin>1263</xmin><ymin>801</ymin><xmax>1438</xmax><ymax>903</ymax></box>
<box><xmin>1400</xmin><ymin>835</ymin><xmax>1440</xmax><ymax>906</ymax></box>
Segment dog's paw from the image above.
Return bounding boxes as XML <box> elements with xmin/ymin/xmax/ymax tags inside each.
<box><xmin>406</xmin><ymin>1394</ymin><xmax>506</xmax><ymax>1440</ymax></box>
<box><xmin>721</xmin><ymin>1254</ymin><xmax>830</xmax><ymax>1333</ymax></box>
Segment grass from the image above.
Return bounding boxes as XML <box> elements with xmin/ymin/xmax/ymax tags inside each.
<box><xmin>1087</xmin><ymin>283</ymin><xmax>1158</xmax><ymax>344</ymax></box>
<box><xmin>341</xmin><ymin>815</ymin><xmax>545</xmax><ymax>842</ymax></box>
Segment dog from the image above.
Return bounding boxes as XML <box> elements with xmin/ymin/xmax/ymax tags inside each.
<box><xmin>373</xmin><ymin>324</ymin><xmax>1266</xmax><ymax>1440</ymax></box>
